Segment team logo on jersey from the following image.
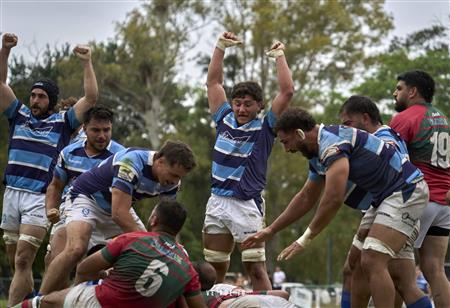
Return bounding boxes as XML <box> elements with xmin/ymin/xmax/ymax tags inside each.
<box><xmin>20</xmin><ymin>121</ymin><xmax>53</xmax><ymax>137</ymax></box>
<box><xmin>321</xmin><ymin>145</ymin><xmax>340</xmax><ymax>161</ymax></box>
<box><xmin>219</xmin><ymin>131</ymin><xmax>251</xmax><ymax>148</ymax></box>
<box><xmin>117</xmin><ymin>164</ymin><xmax>136</xmax><ymax>182</ymax></box>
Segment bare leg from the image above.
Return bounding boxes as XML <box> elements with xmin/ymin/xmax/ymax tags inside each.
<box><xmin>7</xmin><ymin>224</ymin><xmax>46</xmax><ymax>306</ymax></box>
<box><xmin>419</xmin><ymin>235</ymin><xmax>450</xmax><ymax>307</ymax></box>
<box><xmin>348</xmin><ymin>228</ymin><xmax>371</xmax><ymax>308</ymax></box>
<box><xmin>242</xmin><ymin>261</ymin><xmax>271</xmax><ymax>290</ymax></box>
<box><xmin>351</xmin><ymin>248</ymin><xmax>371</xmax><ymax>308</ymax></box>
<box><xmin>389</xmin><ymin>259</ymin><xmax>426</xmax><ymax>305</ymax></box>
<box><xmin>202</xmin><ymin>233</ymin><xmax>234</xmax><ymax>283</ymax></box>
<box><xmin>44</xmin><ymin>227</ymin><xmax>69</xmax><ymax>288</ymax></box>
<box><xmin>40</xmin><ymin>288</ymin><xmax>71</xmax><ymax>308</ymax></box>
<box><xmin>238</xmin><ymin>242</ymin><xmax>271</xmax><ymax>290</ymax></box>
<box><xmin>39</xmin><ymin>221</ymin><xmax>92</xmax><ymax>294</ymax></box>
<box><xmin>4</xmin><ymin>239</ymin><xmax>17</xmax><ymax>272</ymax></box>
<box><xmin>360</xmin><ymin>223</ymin><xmax>408</xmax><ymax>308</ymax></box>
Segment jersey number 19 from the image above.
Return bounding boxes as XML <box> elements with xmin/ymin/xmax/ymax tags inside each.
<box><xmin>430</xmin><ymin>131</ymin><xmax>450</xmax><ymax>168</ymax></box>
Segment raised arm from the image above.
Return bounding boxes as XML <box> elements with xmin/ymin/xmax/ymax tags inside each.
<box><xmin>206</xmin><ymin>32</ymin><xmax>242</xmax><ymax>114</ymax></box>
<box><xmin>268</xmin><ymin>42</ymin><xmax>294</xmax><ymax>118</ymax></box>
<box><xmin>278</xmin><ymin>157</ymin><xmax>349</xmax><ymax>260</ymax></box>
<box><xmin>242</xmin><ymin>178</ymin><xmax>323</xmax><ymax>248</ymax></box>
<box><xmin>72</xmin><ymin>44</ymin><xmax>98</xmax><ymax>121</ymax></box>
<box><xmin>0</xmin><ymin>33</ymin><xmax>18</xmax><ymax>113</ymax></box>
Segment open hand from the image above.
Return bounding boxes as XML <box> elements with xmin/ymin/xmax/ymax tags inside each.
<box><xmin>277</xmin><ymin>241</ymin><xmax>304</xmax><ymax>261</ymax></box>
<box><xmin>242</xmin><ymin>227</ymin><xmax>274</xmax><ymax>249</ymax></box>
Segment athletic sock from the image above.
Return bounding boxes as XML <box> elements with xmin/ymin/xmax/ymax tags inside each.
<box><xmin>341</xmin><ymin>290</ymin><xmax>351</xmax><ymax>308</ymax></box>
<box><xmin>23</xmin><ymin>289</ymin><xmax>36</xmax><ymax>300</ymax></box>
<box><xmin>406</xmin><ymin>296</ymin><xmax>432</xmax><ymax>308</ymax></box>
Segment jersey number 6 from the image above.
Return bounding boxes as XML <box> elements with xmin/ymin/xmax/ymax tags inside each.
<box><xmin>135</xmin><ymin>259</ymin><xmax>169</xmax><ymax>297</ymax></box>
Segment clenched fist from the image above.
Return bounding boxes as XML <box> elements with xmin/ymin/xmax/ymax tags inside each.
<box><xmin>46</xmin><ymin>208</ymin><xmax>60</xmax><ymax>224</ymax></box>
<box><xmin>2</xmin><ymin>33</ymin><xmax>18</xmax><ymax>49</ymax></box>
<box><xmin>216</xmin><ymin>32</ymin><xmax>243</xmax><ymax>51</ymax></box>
<box><xmin>73</xmin><ymin>44</ymin><xmax>91</xmax><ymax>61</ymax></box>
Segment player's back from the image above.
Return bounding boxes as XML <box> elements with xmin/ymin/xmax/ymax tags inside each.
<box><xmin>318</xmin><ymin>125</ymin><xmax>423</xmax><ymax>206</ymax></box>
<box><xmin>391</xmin><ymin>103</ymin><xmax>450</xmax><ymax>205</ymax></box>
<box><xmin>95</xmin><ymin>231</ymin><xmax>200</xmax><ymax>308</ymax></box>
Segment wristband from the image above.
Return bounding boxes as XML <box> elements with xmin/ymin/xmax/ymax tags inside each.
<box><xmin>266</xmin><ymin>49</ymin><xmax>284</xmax><ymax>59</ymax></box>
<box><xmin>295</xmin><ymin>227</ymin><xmax>314</xmax><ymax>248</ymax></box>
<box><xmin>216</xmin><ymin>37</ymin><xmax>242</xmax><ymax>51</ymax></box>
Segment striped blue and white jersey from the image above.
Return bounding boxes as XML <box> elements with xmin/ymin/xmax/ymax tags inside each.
<box><xmin>211</xmin><ymin>103</ymin><xmax>277</xmax><ymax>207</ymax></box>
<box><xmin>53</xmin><ymin>139</ymin><xmax>125</xmax><ymax>196</ymax></box>
<box><xmin>70</xmin><ymin>148</ymin><xmax>178</xmax><ymax>213</ymax></box>
<box><xmin>3</xmin><ymin>99</ymin><xmax>80</xmax><ymax>193</ymax></box>
<box><xmin>70</xmin><ymin>128</ymin><xmax>87</xmax><ymax>144</ymax></box>
<box><xmin>309</xmin><ymin>125</ymin><xmax>411</xmax><ymax>210</ymax></box>
<box><xmin>308</xmin><ymin>124</ymin><xmax>422</xmax><ymax>208</ymax></box>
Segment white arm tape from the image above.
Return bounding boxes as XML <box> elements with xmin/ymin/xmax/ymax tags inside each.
<box><xmin>295</xmin><ymin>227</ymin><xmax>314</xmax><ymax>248</ymax></box>
<box><xmin>266</xmin><ymin>49</ymin><xmax>284</xmax><ymax>58</ymax></box>
<box><xmin>216</xmin><ymin>37</ymin><xmax>242</xmax><ymax>51</ymax></box>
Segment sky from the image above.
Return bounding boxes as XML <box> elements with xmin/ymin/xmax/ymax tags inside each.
<box><xmin>0</xmin><ymin>0</ymin><xmax>449</xmax><ymax>84</ymax></box>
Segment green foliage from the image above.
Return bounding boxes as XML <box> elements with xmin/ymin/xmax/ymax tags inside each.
<box><xmin>355</xmin><ymin>23</ymin><xmax>450</xmax><ymax>114</ymax></box>
<box><xmin>210</xmin><ymin>0</ymin><xmax>393</xmax><ymax>109</ymax></box>
<box><xmin>3</xmin><ymin>0</ymin><xmax>443</xmax><ymax>286</ymax></box>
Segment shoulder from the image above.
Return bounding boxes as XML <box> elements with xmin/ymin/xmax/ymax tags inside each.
<box><xmin>109</xmin><ymin>140</ymin><xmax>126</xmax><ymax>152</ymax></box>
<box><xmin>392</xmin><ymin>105</ymin><xmax>427</xmax><ymax>122</ymax></box>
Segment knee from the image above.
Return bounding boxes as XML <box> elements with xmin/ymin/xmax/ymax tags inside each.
<box><xmin>245</xmin><ymin>263</ymin><xmax>267</xmax><ymax>280</ymax></box>
<box><xmin>420</xmin><ymin>259</ymin><xmax>444</xmax><ymax>279</ymax></box>
<box><xmin>14</xmin><ymin>251</ymin><xmax>34</xmax><ymax>271</ymax></box>
<box><xmin>360</xmin><ymin>251</ymin><xmax>382</xmax><ymax>276</ymax></box>
<box><xmin>348</xmin><ymin>246</ymin><xmax>361</xmax><ymax>271</ymax></box>
<box><xmin>359</xmin><ymin>253</ymin><xmax>372</xmax><ymax>275</ymax></box>
<box><xmin>343</xmin><ymin>261</ymin><xmax>352</xmax><ymax>278</ymax></box>
<box><xmin>64</xmin><ymin>244</ymin><xmax>87</xmax><ymax>262</ymax></box>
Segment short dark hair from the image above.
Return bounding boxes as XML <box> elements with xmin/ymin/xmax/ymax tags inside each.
<box><xmin>340</xmin><ymin>95</ymin><xmax>382</xmax><ymax>125</ymax></box>
<box><xmin>155</xmin><ymin>140</ymin><xmax>196</xmax><ymax>171</ymax></box>
<box><xmin>397</xmin><ymin>70</ymin><xmax>435</xmax><ymax>103</ymax></box>
<box><xmin>193</xmin><ymin>261</ymin><xmax>217</xmax><ymax>291</ymax></box>
<box><xmin>153</xmin><ymin>199</ymin><xmax>187</xmax><ymax>235</ymax></box>
<box><xmin>83</xmin><ymin>106</ymin><xmax>114</xmax><ymax>125</ymax></box>
<box><xmin>231</xmin><ymin>81</ymin><xmax>263</xmax><ymax>103</ymax></box>
<box><xmin>275</xmin><ymin>107</ymin><xmax>316</xmax><ymax>133</ymax></box>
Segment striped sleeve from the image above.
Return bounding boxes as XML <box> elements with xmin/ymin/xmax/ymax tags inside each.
<box><xmin>212</xmin><ymin>102</ymin><xmax>232</xmax><ymax>124</ymax></box>
<box><xmin>3</xmin><ymin>99</ymin><xmax>21</xmax><ymax>120</ymax></box>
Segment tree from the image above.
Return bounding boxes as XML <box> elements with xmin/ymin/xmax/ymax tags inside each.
<box><xmin>355</xmin><ymin>23</ymin><xmax>450</xmax><ymax>114</ymax></box>
<box><xmin>209</xmin><ymin>0</ymin><xmax>393</xmax><ymax>109</ymax></box>
<box><xmin>101</xmin><ymin>0</ymin><xmax>209</xmax><ymax>148</ymax></box>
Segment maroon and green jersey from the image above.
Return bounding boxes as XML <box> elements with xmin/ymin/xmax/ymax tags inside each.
<box><xmin>95</xmin><ymin>231</ymin><xmax>200</xmax><ymax>308</ymax></box>
<box><xmin>390</xmin><ymin>102</ymin><xmax>450</xmax><ymax>205</ymax></box>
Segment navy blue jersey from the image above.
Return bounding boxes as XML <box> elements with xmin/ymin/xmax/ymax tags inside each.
<box><xmin>70</xmin><ymin>148</ymin><xmax>178</xmax><ymax>213</ymax></box>
<box><xmin>3</xmin><ymin>99</ymin><xmax>80</xmax><ymax>193</ymax></box>
<box><xmin>211</xmin><ymin>103</ymin><xmax>276</xmax><ymax>207</ymax></box>
<box><xmin>54</xmin><ymin>139</ymin><xmax>125</xmax><ymax>196</ymax></box>
<box><xmin>309</xmin><ymin>125</ymin><xmax>422</xmax><ymax>207</ymax></box>
<box><xmin>309</xmin><ymin>125</ymin><xmax>411</xmax><ymax>210</ymax></box>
